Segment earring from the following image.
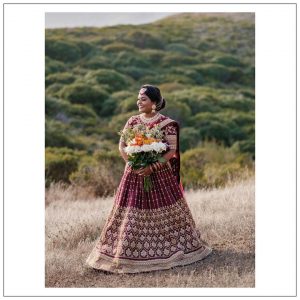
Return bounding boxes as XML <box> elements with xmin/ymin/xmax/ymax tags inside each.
<box><xmin>151</xmin><ymin>104</ymin><xmax>156</xmax><ymax>113</ymax></box>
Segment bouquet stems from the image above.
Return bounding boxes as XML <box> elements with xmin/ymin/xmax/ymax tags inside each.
<box><xmin>143</xmin><ymin>175</ymin><xmax>153</xmax><ymax>192</ymax></box>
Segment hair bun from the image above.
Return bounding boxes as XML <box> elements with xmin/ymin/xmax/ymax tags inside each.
<box><xmin>159</xmin><ymin>97</ymin><xmax>166</xmax><ymax>111</ymax></box>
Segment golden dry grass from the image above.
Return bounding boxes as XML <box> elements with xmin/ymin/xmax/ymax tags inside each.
<box><xmin>45</xmin><ymin>175</ymin><xmax>255</xmax><ymax>288</ymax></box>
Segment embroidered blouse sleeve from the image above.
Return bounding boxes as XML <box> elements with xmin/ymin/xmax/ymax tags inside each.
<box><xmin>164</xmin><ymin>122</ymin><xmax>178</xmax><ymax>151</ymax></box>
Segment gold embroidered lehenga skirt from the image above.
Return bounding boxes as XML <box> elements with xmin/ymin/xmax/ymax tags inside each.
<box><xmin>85</xmin><ymin>162</ymin><xmax>212</xmax><ymax>274</ymax></box>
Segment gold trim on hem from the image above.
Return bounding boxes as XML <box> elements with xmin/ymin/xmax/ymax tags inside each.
<box><xmin>85</xmin><ymin>244</ymin><xmax>212</xmax><ymax>274</ymax></box>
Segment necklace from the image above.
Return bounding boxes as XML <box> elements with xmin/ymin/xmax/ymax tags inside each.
<box><xmin>139</xmin><ymin>112</ymin><xmax>161</xmax><ymax>123</ymax></box>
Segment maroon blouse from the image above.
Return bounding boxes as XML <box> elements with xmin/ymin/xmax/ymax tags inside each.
<box><xmin>120</xmin><ymin>113</ymin><xmax>184</xmax><ymax>194</ymax></box>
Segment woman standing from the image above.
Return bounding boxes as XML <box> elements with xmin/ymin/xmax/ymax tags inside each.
<box><xmin>85</xmin><ymin>84</ymin><xmax>212</xmax><ymax>273</ymax></box>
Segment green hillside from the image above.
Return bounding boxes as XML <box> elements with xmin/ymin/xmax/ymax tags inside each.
<box><xmin>45</xmin><ymin>13</ymin><xmax>255</xmax><ymax>194</ymax></box>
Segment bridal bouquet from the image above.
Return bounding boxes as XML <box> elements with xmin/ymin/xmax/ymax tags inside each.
<box><xmin>118</xmin><ymin>123</ymin><xmax>169</xmax><ymax>192</ymax></box>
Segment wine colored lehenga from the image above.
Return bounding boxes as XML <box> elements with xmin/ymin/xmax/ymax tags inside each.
<box><xmin>85</xmin><ymin>113</ymin><xmax>213</xmax><ymax>274</ymax></box>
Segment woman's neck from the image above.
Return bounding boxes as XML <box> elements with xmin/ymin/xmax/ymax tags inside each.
<box><xmin>142</xmin><ymin>111</ymin><xmax>158</xmax><ymax>118</ymax></box>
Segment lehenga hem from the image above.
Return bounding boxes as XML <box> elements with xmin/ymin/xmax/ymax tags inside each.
<box><xmin>85</xmin><ymin>244</ymin><xmax>213</xmax><ymax>274</ymax></box>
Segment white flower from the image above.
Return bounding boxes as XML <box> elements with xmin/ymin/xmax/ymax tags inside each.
<box><xmin>152</xmin><ymin>142</ymin><xmax>167</xmax><ymax>153</ymax></box>
<box><xmin>141</xmin><ymin>144</ymin><xmax>153</xmax><ymax>152</ymax></box>
<box><xmin>124</xmin><ymin>141</ymin><xmax>168</xmax><ymax>155</ymax></box>
<box><xmin>124</xmin><ymin>145</ymin><xmax>143</xmax><ymax>154</ymax></box>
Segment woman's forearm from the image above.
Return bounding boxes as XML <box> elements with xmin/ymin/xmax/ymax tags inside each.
<box><xmin>150</xmin><ymin>150</ymin><xmax>176</xmax><ymax>172</ymax></box>
<box><xmin>119</xmin><ymin>141</ymin><xmax>129</xmax><ymax>162</ymax></box>
<box><xmin>120</xmin><ymin>149</ymin><xmax>128</xmax><ymax>162</ymax></box>
<box><xmin>161</xmin><ymin>149</ymin><xmax>176</xmax><ymax>162</ymax></box>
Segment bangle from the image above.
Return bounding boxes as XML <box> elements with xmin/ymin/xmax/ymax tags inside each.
<box><xmin>149</xmin><ymin>164</ymin><xmax>154</xmax><ymax>172</ymax></box>
<box><xmin>153</xmin><ymin>162</ymin><xmax>159</xmax><ymax>171</ymax></box>
<box><xmin>155</xmin><ymin>162</ymin><xmax>162</xmax><ymax>170</ymax></box>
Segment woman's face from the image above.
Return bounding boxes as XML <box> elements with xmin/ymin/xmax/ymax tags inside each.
<box><xmin>137</xmin><ymin>88</ymin><xmax>155</xmax><ymax>113</ymax></box>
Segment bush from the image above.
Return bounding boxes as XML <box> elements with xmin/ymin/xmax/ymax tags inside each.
<box><xmin>160</xmin><ymin>73</ymin><xmax>195</xmax><ymax>85</ymax></box>
<box><xmin>112</xmin><ymin>51</ymin><xmax>151</xmax><ymax>69</ymax></box>
<box><xmin>171</xmin><ymin>67</ymin><xmax>205</xmax><ymax>85</ymax></box>
<box><xmin>45</xmin><ymin>39</ymin><xmax>82</xmax><ymax>62</ymax></box>
<box><xmin>46</xmin><ymin>97</ymin><xmax>98</xmax><ymax>122</ymax></box>
<box><xmin>140</xmin><ymin>49</ymin><xmax>165</xmax><ymax>64</ymax></box>
<box><xmin>159</xmin><ymin>82</ymin><xmax>185</xmax><ymax>92</ymax></box>
<box><xmin>180</xmin><ymin>141</ymin><xmax>252</xmax><ymax>189</ymax></box>
<box><xmin>161</xmin><ymin>54</ymin><xmax>199</xmax><ymax>67</ymax></box>
<box><xmin>194</xmin><ymin>63</ymin><xmax>231</xmax><ymax>83</ymax></box>
<box><xmin>202</xmin><ymin>162</ymin><xmax>246</xmax><ymax>188</ymax></box>
<box><xmin>45</xmin><ymin>97</ymin><xmax>71</xmax><ymax>119</ymax></box>
<box><xmin>116</xmin><ymin>96</ymin><xmax>138</xmax><ymax>114</ymax></box>
<box><xmin>211</xmin><ymin>54</ymin><xmax>243</xmax><ymax>67</ymax></box>
<box><xmin>122</xmin><ymin>30</ymin><xmax>164</xmax><ymax>49</ymax></box>
<box><xmin>102</xmin><ymin>42</ymin><xmax>137</xmax><ymax>53</ymax></box>
<box><xmin>45</xmin><ymin>83</ymin><xmax>64</xmax><ymax>98</ymax></box>
<box><xmin>59</xmin><ymin>82</ymin><xmax>109</xmax><ymax>115</ymax></box>
<box><xmin>117</xmin><ymin>66</ymin><xmax>156</xmax><ymax>81</ymax></box>
<box><xmin>191</xmin><ymin>111</ymin><xmax>247</xmax><ymax>146</ymax></box>
<box><xmin>45</xmin><ymin>119</ymin><xmax>86</xmax><ymax>149</ymax></box>
<box><xmin>45</xmin><ymin>147</ymin><xmax>86</xmax><ymax>188</ymax></box>
<box><xmin>45</xmin><ymin>72</ymin><xmax>76</xmax><ymax>87</ymax></box>
<box><xmin>69</xmin><ymin>150</ymin><xmax>125</xmax><ymax>197</ymax></box>
<box><xmin>161</xmin><ymin>98</ymin><xmax>191</xmax><ymax>127</ymax></box>
<box><xmin>45</xmin><ymin>56</ymin><xmax>66</xmax><ymax>76</ymax></box>
<box><xmin>165</xmin><ymin>43</ymin><xmax>199</xmax><ymax>56</ymax></box>
<box><xmin>81</xmin><ymin>56</ymin><xmax>110</xmax><ymax>69</ymax></box>
<box><xmin>179</xmin><ymin>127</ymin><xmax>201</xmax><ymax>152</ymax></box>
<box><xmin>219</xmin><ymin>98</ymin><xmax>254</xmax><ymax>112</ymax></box>
<box><xmin>74</xmin><ymin>41</ymin><xmax>94</xmax><ymax>57</ymax></box>
<box><xmin>171</xmin><ymin>89</ymin><xmax>222</xmax><ymax>115</ymax></box>
<box><xmin>108</xmin><ymin>111</ymin><xmax>136</xmax><ymax>137</ymax></box>
<box><xmin>84</xmin><ymin>69</ymin><xmax>133</xmax><ymax>92</ymax></box>
<box><xmin>237</xmin><ymin>138</ymin><xmax>255</xmax><ymax>159</ymax></box>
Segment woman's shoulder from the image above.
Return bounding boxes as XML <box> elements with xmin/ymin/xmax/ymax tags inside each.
<box><xmin>126</xmin><ymin>114</ymin><xmax>140</xmax><ymax>126</ymax></box>
<box><xmin>159</xmin><ymin>114</ymin><xmax>179</xmax><ymax>127</ymax></box>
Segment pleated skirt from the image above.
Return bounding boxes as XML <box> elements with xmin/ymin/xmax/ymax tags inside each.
<box><xmin>85</xmin><ymin>162</ymin><xmax>212</xmax><ymax>274</ymax></box>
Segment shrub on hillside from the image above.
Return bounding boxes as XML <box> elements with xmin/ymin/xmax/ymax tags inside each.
<box><xmin>84</xmin><ymin>69</ymin><xmax>133</xmax><ymax>92</ymax></box>
<box><xmin>191</xmin><ymin>111</ymin><xmax>247</xmax><ymax>146</ymax></box>
<box><xmin>81</xmin><ymin>55</ymin><xmax>111</xmax><ymax>69</ymax></box>
<box><xmin>140</xmin><ymin>49</ymin><xmax>165</xmax><ymax>64</ymax></box>
<box><xmin>161</xmin><ymin>54</ymin><xmax>199</xmax><ymax>67</ymax></box>
<box><xmin>45</xmin><ymin>119</ymin><xmax>86</xmax><ymax>149</ymax></box>
<box><xmin>170</xmin><ymin>67</ymin><xmax>205</xmax><ymax>85</ymax></box>
<box><xmin>45</xmin><ymin>83</ymin><xmax>65</xmax><ymax>98</ymax></box>
<box><xmin>45</xmin><ymin>56</ymin><xmax>66</xmax><ymax>76</ymax></box>
<box><xmin>45</xmin><ymin>147</ymin><xmax>86</xmax><ymax>188</ymax></box>
<box><xmin>165</xmin><ymin>43</ymin><xmax>199</xmax><ymax>56</ymax></box>
<box><xmin>112</xmin><ymin>51</ymin><xmax>151</xmax><ymax>69</ymax></box>
<box><xmin>45</xmin><ymin>72</ymin><xmax>76</xmax><ymax>87</ymax></box>
<box><xmin>102</xmin><ymin>42</ymin><xmax>137</xmax><ymax>53</ymax></box>
<box><xmin>180</xmin><ymin>127</ymin><xmax>201</xmax><ymax>152</ymax></box>
<box><xmin>161</xmin><ymin>98</ymin><xmax>191</xmax><ymax>127</ymax></box>
<box><xmin>194</xmin><ymin>63</ymin><xmax>231</xmax><ymax>83</ymax></box>
<box><xmin>108</xmin><ymin>111</ymin><xmax>136</xmax><ymax>130</ymax></box>
<box><xmin>211</xmin><ymin>54</ymin><xmax>243</xmax><ymax>67</ymax></box>
<box><xmin>45</xmin><ymin>39</ymin><xmax>82</xmax><ymax>62</ymax></box>
<box><xmin>117</xmin><ymin>66</ymin><xmax>156</xmax><ymax>81</ymax></box>
<box><xmin>180</xmin><ymin>142</ymin><xmax>253</xmax><ymax>189</ymax></box>
<box><xmin>121</xmin><ymin>30</ymin><xmax>164</xmax><ymax>49</ymax></box>
<box><xmin>59</xmin><ymin>83</ymin><xmax>109</xmax><ymax>115</ymax></box>
<box><xmin>69</xmin><ymin>150</ymin><xmax>125</xmax><ymax>197</ymax></box>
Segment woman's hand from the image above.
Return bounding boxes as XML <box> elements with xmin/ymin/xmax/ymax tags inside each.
<box><xmin>134</xmin><ymin>165</ymin><xmax>153</xmax><ymax>176</ymax></box>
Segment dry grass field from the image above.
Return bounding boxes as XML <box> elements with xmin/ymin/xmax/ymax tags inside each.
<box><xmin>45</xmin><ymin>175</ymin><xmax>255</xmax><ymax>288</ymax></box>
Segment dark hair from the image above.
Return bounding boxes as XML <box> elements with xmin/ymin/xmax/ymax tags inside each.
<box><xmin>140</xmin><ymin>84</ymin><xmax>166</xmax><ymax>111</ymax></box>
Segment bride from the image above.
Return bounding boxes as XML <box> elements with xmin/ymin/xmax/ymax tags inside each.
<box><xmin>85</xmin><ymin>84</ymin><xmax>212</xmax><ymax>273</ymax></box>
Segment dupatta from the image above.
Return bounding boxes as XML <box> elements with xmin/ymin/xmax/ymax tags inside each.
<box><xmin>160</xmin><ymin>118</ymin><xmax>185</xmax><ymax>195</ymax></box>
